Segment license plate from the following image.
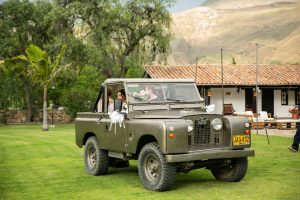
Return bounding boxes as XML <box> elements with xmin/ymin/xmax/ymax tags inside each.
<box><xmin>233</xmin><ymin>135</ymin><xmax>250</xmax><ymax>145</ymax></box>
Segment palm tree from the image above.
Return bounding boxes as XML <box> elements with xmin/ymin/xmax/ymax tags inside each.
<box><xmin>15</xmin><ymin>44</ymin><xmax>66</xmax><ymax>131</ymax></box>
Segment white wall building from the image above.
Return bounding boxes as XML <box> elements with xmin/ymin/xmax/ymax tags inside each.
<box><xmin>210</xmin><ymin>87</ymin><xmax>298</xmax><ymax>117</ymax></box>
<box><xmin>145</xmin><ymin>64</ymin><xmax>300</xmax><ymax>118</ymax></box>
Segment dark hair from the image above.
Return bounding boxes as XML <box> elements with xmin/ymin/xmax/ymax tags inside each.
<box><xmin>107</xmin><ymin>87</ymin><xmax>112</xmax><ymax>96</ymax></box>
<box><xmin>117</xmin><ymin>88</ymin><xmax>125</xmax><ymax>96</ymax></box>
<box><xmin>117</xmin><ymin>89</ymin><xmax>126</xmax><ymax>101</ymax></box>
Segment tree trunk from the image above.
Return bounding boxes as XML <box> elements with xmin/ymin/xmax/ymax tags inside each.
<box><xmin>42</xmin><ymin>85</ymin><xmax>48</xmax><ymax>131</ymax></box>
<box><xmin>24</xmin><ymin>79</ymin><xmax>33</xmax><ymax>122</ymax></box>
<box><xmin>104</xmin><ymin>67</ymin><xmax>115</xmax><ymax>78</ymax></box>
<box><xmin>120</xmin><ymin>56</ymin><xmax>128</xmax><ymax>78</ymax></box>
<box><xmin>119</xmin><ymin>43</ymin><xmax>136</xmax><ymax>78</ymax></box>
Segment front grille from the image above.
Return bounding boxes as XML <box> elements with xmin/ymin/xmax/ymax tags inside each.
<box><xmin>194</xmin><ymin>118</ymin><xmax>211</xmax><ymax>144</ymax></box>
<box><xmin>214</xmin><ymin>134</ymin><xmax>220</xmax><ymax>144</ymax></box>
<box><xmin>188</xmin><ymin>135</ymin><xmax>192</xmax><ymax>145</ymax></box>
<box><xmin>189</xmin><ymin>118</ymin><xmax>220</xmax><ymax>146</ymax></box>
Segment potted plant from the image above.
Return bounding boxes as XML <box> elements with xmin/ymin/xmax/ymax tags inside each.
<box><xmin>289</xmin><ymin>106</ymin><xmax>299</xmax><ymax>119</ymax></box>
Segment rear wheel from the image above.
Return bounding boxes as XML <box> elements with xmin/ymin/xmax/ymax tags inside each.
<box><xmin>84</xmin><ymin>136</ymin><xmax>109</xmax><ymax>175</ymax></box>
<box><xmin>211</xmin><ymin>157</ymin><xmax>248</xmax><ymax>182</ymax></box>
<box><xmin>138</xmin><ymin>142</ymin><xmax>176</xmax><ymax>191</ymax></box>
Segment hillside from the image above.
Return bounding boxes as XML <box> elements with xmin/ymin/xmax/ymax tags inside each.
<box><xmin>168</xmin><ymin>0</ymin><xmax>300</xmax><ymax>65</ymax></box>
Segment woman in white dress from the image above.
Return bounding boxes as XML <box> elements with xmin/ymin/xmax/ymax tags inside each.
<box><xmin>107</xmin><ymin>88</ymin><xmax>114</xmax><ymax>113</ymax></box>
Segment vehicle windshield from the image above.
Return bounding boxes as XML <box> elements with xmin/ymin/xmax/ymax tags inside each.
<box><xmin>126</xmin><ymin>83</ymin><xmax>202</xmax><ymax>104</ymax></box>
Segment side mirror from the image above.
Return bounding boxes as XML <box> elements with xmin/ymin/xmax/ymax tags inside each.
<box><xmin>114</xmin><ymin>99</ymin><xmax>122</xmax><ymax>112</ymax></box>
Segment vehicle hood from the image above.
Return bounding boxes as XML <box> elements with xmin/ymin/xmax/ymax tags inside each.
<box><xmin>133</xmin><ymin>110</ymin><xmax>207</xmax><ymax>119</ymax></box>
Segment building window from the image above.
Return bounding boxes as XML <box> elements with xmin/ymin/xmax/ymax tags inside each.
<box><xmin>281</xmin><ymin>90</ymin><xmax>288</xmax><ymax>105</ymax></box>
<box><xmin>296</xmin><ymin>90</ymin><xmax>300</xmax><ymax>106</ymax></box>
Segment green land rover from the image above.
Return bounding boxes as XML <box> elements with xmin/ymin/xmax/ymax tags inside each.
<box><xmin>75</xmin><ymin>78</ymin><xmax>254</xmax><ymax>191</ymax></box>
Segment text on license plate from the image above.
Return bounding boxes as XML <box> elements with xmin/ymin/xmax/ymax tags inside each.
<box><xmin>233</xmin><ymin>135</ymin><xmax>250</xmax><ymax>145</ymax></box>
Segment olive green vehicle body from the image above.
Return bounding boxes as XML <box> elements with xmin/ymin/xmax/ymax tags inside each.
<box><xmin>75</xmin><ymin>79</ymin><xmax>254</xmax><ymax>163</ymax></box>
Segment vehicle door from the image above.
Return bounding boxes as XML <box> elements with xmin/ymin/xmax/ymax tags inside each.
<box><xmin>96</xmin><ymin>83</ymin><xmax>127</xmax><ymax>153</ymax></box>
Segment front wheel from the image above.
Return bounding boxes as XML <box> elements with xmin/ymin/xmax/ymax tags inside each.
<box><xmin>211</xmin><ymin>157</ymin><xmax>248</xmax><ymax>182</ymax></box>
<box><xmin>84</xmin><ymin>136</ymin><xmax>109</xmax><ymax>175</ymax></box>
<box><xmin>138</xmin><ymin>142</ymin><xmax>176</xmax><ymax>191</ymax></box>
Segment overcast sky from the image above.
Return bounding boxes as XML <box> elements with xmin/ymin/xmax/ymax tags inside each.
<box><xmin>168</xmin><ymin>0</ymin><xmax>207</xmax><ymax>13</ymax></box>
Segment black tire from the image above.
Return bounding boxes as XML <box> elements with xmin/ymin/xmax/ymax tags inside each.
<box><xmin>138</xmin><ymin>142</ymin><xmax>176</xmax><ymax>191</ymax></box>
<box><xmin>109</xmin><ymin>158</ymin><xmax>130</xmax><ymax>168</ymax></box>
<box><xmin>84</xmin><ymin>136</ymin><xmax>109</xmax><ymax>175</ymax></box>
<box><xmin>211</xmin><ymin>157</ymin><xmax>248</xmax><ymax>182</ymax></box>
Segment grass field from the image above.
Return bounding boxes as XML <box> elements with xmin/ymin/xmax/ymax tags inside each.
<box><xmin>0</xmin><ymin>124</ymin><xmax>299</xmax><ymax>200</ymax></box>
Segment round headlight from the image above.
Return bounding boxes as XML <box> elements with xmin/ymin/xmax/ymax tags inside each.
<box><xmin>211</xmin><ymin>118</ymin><xmax>223</xmax><ymax>131</ymax></box>
<box><xmin>186</xmin><ymin>119</ymin><xmax>194</xmax><ymax>132</ymax></box>
<box><xmin>245</xmin><ymin>122</ymin><xmax>250</xmax><ymax>128</ymax></box>
<box><xmin>169</xmin><ymin>126</ymin><xmax>175</xmax><ymax>132</ymax></box>
<box><xmin>188</xmin><ymin>125</ymin><xmax>193</xmax><ymax>132</ymax></box>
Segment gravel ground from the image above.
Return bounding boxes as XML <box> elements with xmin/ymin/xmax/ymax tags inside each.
<box><xmin>251</xmin><ymin>128</ymin><xmax>296</xmax><ymax>137</ymax></box>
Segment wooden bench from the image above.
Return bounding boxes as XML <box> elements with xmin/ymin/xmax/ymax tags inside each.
<box><xmin>251</xmin><ymin>122</ymin><xmax>265</xmax><ymax>129</ymax></box>
<box><xmin>251</xmin><ymin>119</ymin><xmax>299</xmax><ymax>130</ymax></box>
<box><xmin>277</xmin><ymin>122</ymin><xmax>297</xmax><ymax>129</ymax></box>
<box><xmin>275</xmin><ymin>119</ymin><xmax>300</xmax><ymax>130</ymax></box>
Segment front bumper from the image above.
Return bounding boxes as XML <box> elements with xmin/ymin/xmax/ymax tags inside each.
<box><xmin>165</xmin><ymin>148</ymin><xmax>255</xmax><ymax>163</ymax></box>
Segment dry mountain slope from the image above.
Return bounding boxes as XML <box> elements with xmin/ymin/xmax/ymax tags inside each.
<box><xmin>168</xmin><ymin>0</ymin><xmax>300</xmax><ymax>65</ymax></box>
<box><xmin>203</xmin><ymin>0</ymin><xmax>298</xmax><ymax>9</ymax></box>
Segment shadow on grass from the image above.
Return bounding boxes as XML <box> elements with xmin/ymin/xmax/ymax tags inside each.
<box><xmin>108</xmin><ymin>165</ymin><xmax>138</xmax><ymax>175</ymax></box>
<box><xmin>174</xmin><ymin>170</ymin><xmax>216</xmax><ymax>190</ymax></box>
<box><xmin>106</xmin><ymin>164</ymin><xmax>217</xmax><ymax>190</ymax></box>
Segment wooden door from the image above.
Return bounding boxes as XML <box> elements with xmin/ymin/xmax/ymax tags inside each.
<box><xmin>261</xmin><ymin>89</ymin><xmax>274</xmax><ymax>116</ymax></box>
<box><xmin>245</xmin><ymin>88</ymin><xmax>256</xmax><ymax>112</ymax></box>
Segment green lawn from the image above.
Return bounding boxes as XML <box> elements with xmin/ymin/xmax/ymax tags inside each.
<box><xmin>0</xmin><ymin>124</ymin><xmax>299</xmax><ymax>200</ymax></box>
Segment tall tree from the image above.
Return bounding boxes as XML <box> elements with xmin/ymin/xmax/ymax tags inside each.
<box><xmin>0</xmin><ymin>0</ymin><xmax>54</xmax><ymax>58</ymax></box>
<box><xmin>2</xmin><ymin>60</ymin><xmax>35</xmax><ymax>120</ymax></box>
<box><xmin>64</xmin><ymin>0</ymin><xmax>173</xmax><ymax>78</ymax></box>
<box><xmin>15</xmin><ymin>44</ymin><xmax>66</xmax><ymax>131</ymax></box>
<box><xmin>0</xmin><ymin>0</ymin><xmax>174</xmax><ymax>120</ymax></box>
<box><xmin>0</xmin><ymin>63</ymin><xmax>25</xmax><ymax>111</ymax></box>
<box><xmin>0</xmin><ymin>0</ymin><xmax>54</xmax><ymax>120</ymax></box>
<box><xmin>114</xmin><ymin>0</ymin><xmax>173</xmax><ymax>77</ymax></box>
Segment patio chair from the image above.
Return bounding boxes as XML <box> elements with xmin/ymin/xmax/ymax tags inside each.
<box><xmin>223</xmin><ymin>104</ymin><xmax>235</xmax><ymax>115</ymax></box>
<box><xmin>243</xmin><ymin>111</ymin><xmax>265</xmax><ymax>129</ymax></box>
<box><xmin>259</xmin><ymin>111</ymin><xmax>274</xmax><ymax>120</ymax></box>
<box><xmin>259</xmin><ymin>111</ymin><xmax>275</xmax><ymax>127</ymax></box>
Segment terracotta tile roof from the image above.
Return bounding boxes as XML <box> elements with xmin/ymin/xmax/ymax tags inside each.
<box><xmin>145</xmin><ymin>64</ymin><xmax>300</xmax><ymax>86</ymax></box>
